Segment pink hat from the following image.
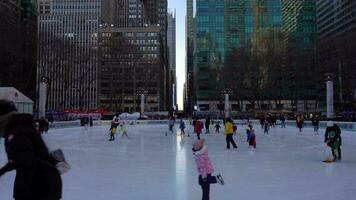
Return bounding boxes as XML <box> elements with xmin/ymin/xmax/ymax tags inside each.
<box><xmin>192</xmin><ymin>139</ymin><xmax>205</xmax><ymax>151</ymax></box>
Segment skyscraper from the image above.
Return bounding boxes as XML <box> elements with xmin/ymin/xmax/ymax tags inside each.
<box><xmin>99</xmin><ymin>0</ymin><xmax>168</xmax><ymax>111</ymax></box>
<box><xmin>317</xmin><ymin>0</ymin><xmax>356</xmax><ymax>107</ymax></box>
<box><xmin>185</xmin><ymin>0</ymin><xmax>195</xmax><ymax>114</ymax></box>
<box><xmin>37</xmin><ymin>0</ymin><xmax>101</xmax><ymax>111</ymax></box>
<box><xmin>0</xmin><ymin>0</ymin><xmax>37</xmax><ymax>100</ymax></box>
<box><xmin>167</xmin><ymin>11</ymin><xmax>176</xmax><ymax>110</ymax></box>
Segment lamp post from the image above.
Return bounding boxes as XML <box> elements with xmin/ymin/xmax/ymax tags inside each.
<box><xmin>136</xmin><ymin>89</ymin><xmax>148</xmax><ymax>118</ymax></box>
<box><xmin>325</xmin><ymin>73</ymin><xmax>334</xmax><ymax>118</ymax></box>
<box><xmin>39</xmin><ymin>76</ymin><xmax>49</xmax><ymax>118</ymax></box>
<box><xmin>221</xmin><ymin>88</ymin><xmax>233</xmax><ymax>118</ymax></box>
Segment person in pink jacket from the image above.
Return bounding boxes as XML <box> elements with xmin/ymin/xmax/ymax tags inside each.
<box><xmin>192</xmin><ymin>139</ymin><xmax>224</xmax><ymax>200</ymax></box>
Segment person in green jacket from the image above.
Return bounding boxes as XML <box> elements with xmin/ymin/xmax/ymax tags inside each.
<box><xmin>324</xmin><ymin>121</ymin><xmax>342</xmax><ymax>161</ymax></box>
<box><xmin>224</xmin><ymin>118</ymin><xmax>237</xmax><ymax>149</ymax></box>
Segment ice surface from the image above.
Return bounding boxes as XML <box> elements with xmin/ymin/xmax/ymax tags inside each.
<box><xmin>1</xmin><ymin>123</ymin><xmax>356</xmax><ymax>200</ymax></box>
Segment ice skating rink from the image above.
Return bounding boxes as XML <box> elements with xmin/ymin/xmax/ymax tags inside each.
<box><xmin>1</xmin><ymin>123</ymin><xmax>356</xmax><ymax>200</ymax></box>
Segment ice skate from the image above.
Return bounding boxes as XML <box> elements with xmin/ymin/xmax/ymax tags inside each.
<box><xmin>216</xmin><ymin>173</ymin><xmax>225</xmax><ymax>185</ymax></box>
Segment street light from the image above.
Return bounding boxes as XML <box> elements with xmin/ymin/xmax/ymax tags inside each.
<box><xmin>39</xmin><ymin>76</ymin><xmax>49</xmax><ymax>118</ymax></box>
<box><xmin>221</xmin><ymin>88</ymin><xmax>233</xmax><ymax>118</ymax></box>
<box><xmin>136</xmin><ymin>89</ymin><xmax>148</xmax><ymax>118</ymax></box>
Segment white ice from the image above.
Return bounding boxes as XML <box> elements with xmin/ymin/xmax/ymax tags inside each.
<box><xmin>1</xmin><ymin>123</ymin><xmax>356</xmax><ymax>200</ymax></box>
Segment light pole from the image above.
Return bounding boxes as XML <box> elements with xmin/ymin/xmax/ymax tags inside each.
<box><xmin>136</xmin><ymin>89</ymin><xmax>148</xmax><ymax>118</ymax></box>
<box><xmin>221</xmin><ymin>88</ymin><xmax>233</xmax><ymax>118</ymax></box>
<box><xmin>325</xmin><ymin>73</ymin><xmax>334</xmax><ymax>118</ymax></box>
<box><xmin>39</xmin><ymin>76</ymin><xmax>49</xmax><ymax>118</ymax></box>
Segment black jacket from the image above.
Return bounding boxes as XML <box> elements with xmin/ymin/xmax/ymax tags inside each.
<box><xmin>0</xmin><ymin>114</ymin><xmax>62</xmax><ymax>200</ymax></box>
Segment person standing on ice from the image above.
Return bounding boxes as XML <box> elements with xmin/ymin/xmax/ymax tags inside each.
<box><xmin>263</xmin><ymin>119</ymin><xmax>269</xmax><ymax>134</ymax></box>
<box><xmin>215</xmin><ymin>121</ymin><xmax>221</xmax><ymax>133</ymax></box>
<box><xmin>296</xmin><ymin>114</ymin><xmax>304</xmax><ymax>132</ymax></box>
<box><xmin>224</xmin><ymin>118</ymin><xmax>237</xmax><ymax>149</ymax></box>
<box><xmin>311</xmin><ymin>114</ymin><xmax>320</xmax><ymax>134</ymax></box>
<box><xmin>246</xmin><ymin>125</ymin><xmax>256</xmax><ymax>148</ymax></box>
<box><xmin>205</xmin><ymin>117</ymin><xmax>210</xmax><ymax>134</ymax></box>
<box><xmin>324</xmin><ymin>121</ymin><xmax>342</xmax><ymax>161</ymax></box>
<box><xmin>0</xmin><ymin>100</ymin><xmax>62</xmax><ymax>200</ymax></box>
<box><xmin>109</xmin><ymin>122</ymin><xmax>117</xmax><ymax>141</ymax></box>
<box><xmin>192</xmin><ymin>139</ymin><xmax>224</xmax><ymax>200</ymax></box>
<box><xmin>179</xmin><ymin>119</ymin><xmax>186</xmax><ymax>136</ymax></box>
<box><xmin>168</xmin><ymin>117</ymin><xmax>175</xmax><ymax>133</ymax></box>
<box><xmin>194</xmin><ymin>118</ymin><xmax>203</xmax><ymax>140</ymax></box>
<box><xmin>120</xmin><ymin>122</ymin><xmax>129</xmax><ymax>139</ymax></box>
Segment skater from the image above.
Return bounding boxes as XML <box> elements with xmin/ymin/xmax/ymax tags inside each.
<box><xmin>120</xmin><ymin>123</ymin><xmax>129</xmax><ymax>139</ymax></box>
<box><xmin>224</xmin><ymin>118</ymin><xmax>237</xmax><ymax>149</ymax></box>
<box><xmin>0</xmin><ymin>100</ymin><xmax>62</xmax><ymax>200</ymax></box>
<box><xmin>168</xmin><ymin>117</ymin><xmax>175</xmax><ymax>133</ymax></box>
<box><xmin>296</xmin><ymin>114</ymin><xmax>304</xmax><ymax>133</ymax></box>
<box><xmin>192</xmin><ymin>139</ymin><xmax>224</xmax><ymax>200</ymax></box>
<box><xmin>246</xmin><ymin>125</ymin><xmax>256</xmax><ymax>148</ymax></box>
<box><xmin>311</xmin><ymin>114</ymin><xmax>320</xmax><ymax>134</ymax></box>
<box><xmin>259</xmin><ymin>117</ymin><xmax>264</xmax><ymax>129</ymax></box>
<box><xmin>205</xmin><ymin>117</ymin><xmax>210</xmax><ymax>134</ymax></box>
<box><xmin>179</xmin><ymin>119</ymin><xmax>186</xmax><ymax>136</ymax></box>
<box><xmin>109</xmin><ymin>123</ymin><xmax>117</xmax><ymax>141</ymax></box>
<box><xmin>38</xmin><ymin>117</ymin><xmax>49</xmax><ymax>134</ymax></box>
<box><xmin>263</xmin><ymin>120</ymin><xmax>269</xmax><ymax>134</ymax></box>
<box><xmin>194</xmin><ymin>118</ymin><xmax>203</xmax><ymax>140</ymax></box>
<box><xmin>280</xmin><ymin>114</ymin><xmax>286</xmax><ymax>128</ymax></box>
<box><xmin>324</xmin><ymin>121</ymin><xmax>342</xmax><ymax>161</ymax></box>
<box><xmin>215</xmin><ymin>122</ymin><xmax>221</xmax><ymax>133</ymax></box>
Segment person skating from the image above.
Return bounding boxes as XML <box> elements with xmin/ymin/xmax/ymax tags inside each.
<box><xmin>120</xmin><ymin>122</ymin><xmax>129</xmax><ymax>139</ymax></box>
<box><xmin>0</xmin><ymin>100</ymin><xmax>62</xmax><ymax>200</ymax></box>
<box><xmin>224</xmin><ymin>118</ymin><xmax>237</xmax><ymax>149</ymax></box>
<box><xmin>296</xmin><ymin>114</ymin><xmax>304</xmax><ymax>133</ymax></box>
<box><xmin>179</xmin><ymin>119</ymin><xmax>186</xmax><ymax>136</ymax></box>
<box><xmin>263</xmin><ymin>120</ymin><xmax>269</xmax><ymax>134</ymax></box>
<box><xmin>215</xmin><ymin>122</ymin><xmax>221</xmax><ymax>133</ymax></box>
<box><xmin>311</xmin><ymin>115</ymin><xmax>320</xmax><ymax>134</ymax></box>
<box><xmin>280</xmin><ymin>114</ymin><xmax>286</xmax><ymax>128</ymax></box>
<box><xmin>194</xmin><ymin>118</ymin><xmax>203</xmax><ymax>140</ymax></box>
<box><xmin>192</xmin><ymin>139</ymin><xmax>224</xmax><ymax>200</ymax></box>
<box><xmin>324</xmin><ymin>121</ymin><xmax>342</xmax><ymax>161</ymax></box>
<box><xmin>168</xmin><ymin>117</ymin><xmax>175</xmax><ymax>133</ymax></box>
<box><xmin>246</xmin><ymin>125</ymin><xmax>256</xmax><ymax>149</ymax></box>
<box><xmin>205</xmin><ymin>117</ymin><xmax>210</xmax><ymax>134</ymax></box>
<box><xmin>109</xmin><ymin>123</ymin><xmax>117</xmax><ymax>141</ymax></box>
<box><xmin>38</xmin><ymin>117</ymin><xmax>49</xmax><ymax>134</ymax></box>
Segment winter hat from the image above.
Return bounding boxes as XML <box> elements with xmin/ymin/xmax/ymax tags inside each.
<box><xmin>327</xmin><ymin>121</ymin><xmax>334</xmax><ymax>127</ymax></box>
<box><xmin>192</xmin><ymin>138</ymin><xmax>205</xmax><ymax>151</ymax></box>
<box><xmin>0</xmin><ymin>100</ymin><xmax>17</xmax><ymax>137</ymax></box>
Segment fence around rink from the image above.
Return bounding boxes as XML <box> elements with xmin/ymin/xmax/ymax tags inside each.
<box><xmin>46</xmin><ymin>119</ymin><xmax>356</xmax><ymax>132</ymax></box>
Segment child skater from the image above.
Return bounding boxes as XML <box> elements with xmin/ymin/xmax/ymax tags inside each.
<box><xmin>246</xmin><ymin>125</ymin><xmax>256</xmax><ymax>148</ymax></box>
<box><xmin>109</xmin><ymin>123</ymin><xmax>117</xmax><ymax>141</ymax></box>
<box><xmin>215</xmin><ymin>122</ymin><xmax>221</xmax><ymax>133</ymax></box>
<box><xmin>120</xmin><ymin>122</ymin><xmax>129</xmax><ymax>139</ymax></box>
<box><xmin>192</xmin><ymin>139</ymin><xmax>224</xmax><ymax>200</ymax></box>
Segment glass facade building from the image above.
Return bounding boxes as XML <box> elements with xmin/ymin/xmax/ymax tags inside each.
<box><xmin>194</xmin><ymin>0</ymin><xmax>320</xmax><ymax>112</ymax></box>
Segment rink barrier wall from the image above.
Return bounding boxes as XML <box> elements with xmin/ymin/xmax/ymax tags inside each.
<box><xmin>47</xmin><ymin>120</ymin><xmax>356</xmax><ymax>132</ymax></box>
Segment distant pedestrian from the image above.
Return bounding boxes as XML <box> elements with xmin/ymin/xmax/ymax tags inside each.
<box><xmin>38</xmin><ymin>117</ymin><xmax>49</xmax><ymax>134</ymax></box>
<box><xmin>280</xmin><ymin>114</ymin><xmax>286</xmax><ymax>128</ymax></box>
<box><xmin>263</xmin><ymin>120</ymin><xmax>269</xmax><ymax>134</ymax></box>
<box><xmin>311</xmin><ymin>115</ymin><xmax>320</xmax><ymax>134</ymax></box>
<box><xmin>246</xmin><ymin>125</ymin><xmax>256</xmax><ymax>149</ymax></box>
<box><xmin>205</xmin><ymin>117</ymin><xmax>210</xmax><ymax>134</ymax></box>
<box><xmin>194</xmin><ymin>119</ymin><xmax>203</xmax><ymax>140</ymax></box>
<box><xmin>215</xmin><ymin>122</ymin><xmax>221</xmax><ymax>133</ymax></box>
<box><xmin>296</xmin><ymin>114</ymin><xmax>304</xmax><ymax>133</ymax></box>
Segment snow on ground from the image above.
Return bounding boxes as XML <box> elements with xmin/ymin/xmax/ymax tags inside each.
<box><xmin>1</xmin><ymin>123</ymin><xmax>356</xmax><ymax>200</ymax></box>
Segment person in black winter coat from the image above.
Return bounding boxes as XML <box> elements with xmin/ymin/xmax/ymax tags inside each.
<box><xmin>0</xmin><ymin>100</ymin><xmax>62</xmax><ymax>200</ymax></box>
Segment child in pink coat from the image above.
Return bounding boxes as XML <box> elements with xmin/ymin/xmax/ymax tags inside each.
<box><xmin>192</xmin><ymin>139</ymin><xmax>224</xmax><ymax>200</ymax></box>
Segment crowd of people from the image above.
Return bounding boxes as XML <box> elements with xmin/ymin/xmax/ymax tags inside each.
<box><xmin>0</xmin><ymin>98</ymin><xmax>346</xmax><ymax>200</ymax></box>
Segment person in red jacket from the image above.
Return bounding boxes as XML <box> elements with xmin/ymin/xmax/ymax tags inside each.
<box><xmin>194</xmin><ymin>118</ymin><xmax>203</xmax><ymax>140</ymax></box>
